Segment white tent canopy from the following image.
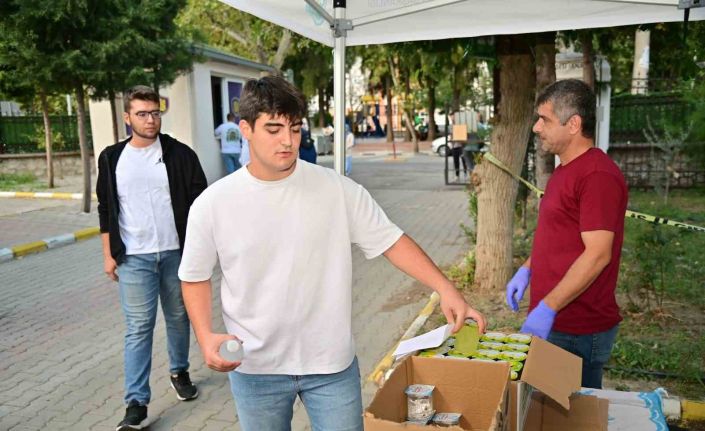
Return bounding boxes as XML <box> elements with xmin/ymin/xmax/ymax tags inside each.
<box><xmin>221</xmin><ymin>0</ymin><xmax>704</xmax><ymax>174</ymax></box>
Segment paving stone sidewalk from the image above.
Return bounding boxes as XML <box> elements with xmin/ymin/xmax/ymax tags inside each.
<box><xmin>0</xmin><ymin>155</ymin><xmax>471</xmax><ymax>430</ymax></box>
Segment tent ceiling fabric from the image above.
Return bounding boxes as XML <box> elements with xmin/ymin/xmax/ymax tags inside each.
<box><xmin>220</xmin><ymin>0</ymin><xmax>704</xmax><ymax>47</ymax></box>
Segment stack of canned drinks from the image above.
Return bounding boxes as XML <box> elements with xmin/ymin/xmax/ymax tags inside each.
<box><xmin>418</xmin><ymin>331</ymin><xmax>532</xmax><ymax>381</ymax></box>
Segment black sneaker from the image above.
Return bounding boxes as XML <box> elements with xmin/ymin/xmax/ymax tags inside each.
<box><xmin>170</xmin><ymin>371</ymin><xmax>198</xmax><ymax>401</ymax></box>
<box><xmin>116</xmin><ymin>403</ymin><xmax>148</xmax><ymax>431</ymax></box>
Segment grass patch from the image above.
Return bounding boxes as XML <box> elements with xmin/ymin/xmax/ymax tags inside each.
<box><xmin>0</xmin><ymin>172</ymin><xmax>40</xmax><ymax>190</ymax></box>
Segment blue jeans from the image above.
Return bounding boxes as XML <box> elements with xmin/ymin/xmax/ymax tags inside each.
<box><xmin>222</xmin><ymin>153</ymin><xmax>242</xmax><ymax>174</ymax></box>
<box><xmin>228</xmin><ymin>357</ymin><xmax>363</xmax><ymax>431</ymax></box>
<box><xmin>118</xmin><ymin>250</ymin><xmax>191</xmax><ymax>405</ymax></box>
<box><xmin>345</xmin><ymin>154</ymin><xmax>352</xmax><ymax>175</ymax></box>
<box><xmin>547</xmin><ymin>325</ymin><xmax>619</xmax><ymax>389</ymax></box>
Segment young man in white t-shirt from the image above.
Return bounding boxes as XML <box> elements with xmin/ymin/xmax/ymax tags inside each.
<box><xmin>97</xmin><ymin>85</ymin><xmax>207</xmax><ymax>431</ymax></box>
<box><xmin>214</xmin><ymin>113</ymin><xmax>243</xmax><ymax>174</ymax></box>
<box><xmin>178</xmin><ymin>76</ymin><xmax>487</xmax><ymax>431</ymax></box>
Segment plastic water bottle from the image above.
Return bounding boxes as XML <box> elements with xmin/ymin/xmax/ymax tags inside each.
<box><xmin>219</xmin><ymin>340</ymin><xmax>244</xmax><ymax>362</ymax></box>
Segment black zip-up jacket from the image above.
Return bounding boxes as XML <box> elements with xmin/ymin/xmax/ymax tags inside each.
<box><xmin>97</xmin><ymin>133</ymin><xmax>208</xmax><ymax>264</ymax></box>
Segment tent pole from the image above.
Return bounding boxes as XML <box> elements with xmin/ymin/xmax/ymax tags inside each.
<box><xmin>333</xmin><ymin>1</ymin><xmax>347</xmax><ymax>175</ymax></box>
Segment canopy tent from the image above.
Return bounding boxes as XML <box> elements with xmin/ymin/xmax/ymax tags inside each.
<box><xmin>221</xmin><ymin>0</ymin><xmax>705</xmax><ymax>174</ymax></box>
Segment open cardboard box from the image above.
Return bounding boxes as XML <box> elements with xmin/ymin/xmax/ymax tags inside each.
<box><xmin>524</xmin><ymin>391</ymin><xmax>609</xmax><ymax>431</ymax></box>
<box><xmin>365</xmin><ymin>355</ymin><xmax>510</xmax><ymax>431</ymax></box>
<box><xmin>506</xmin><ymin>337</ymin><xmax>583</xmax><ymax>431</ymax></box>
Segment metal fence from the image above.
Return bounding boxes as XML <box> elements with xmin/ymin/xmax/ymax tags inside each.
<box><xmin>0</xmin><ymin>115</ymin><xmax>91</xmax><ymax>154</ymax></box>
<box><xmin>608</xmin><ymin>143</ymin><xmax>705</xmax><ymax>189</ymax></box>
<box><xmin>610</xmin><ymin>93</ymin><xmax>693</xmax><ymax>143</ymax></box>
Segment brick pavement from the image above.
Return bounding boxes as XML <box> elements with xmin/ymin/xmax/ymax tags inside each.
<box><xmin>0</xmin><ymin>154</ymin><xmax>471</xmax><ymax>430</ymax></box>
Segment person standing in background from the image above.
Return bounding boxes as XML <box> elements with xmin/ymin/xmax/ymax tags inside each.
<box><xmin>215</xmin><ymin>113</ymin><xmax>243</xmax><ymax>174</ymax></box>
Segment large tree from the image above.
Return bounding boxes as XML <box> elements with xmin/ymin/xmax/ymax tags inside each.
<box><xmin>472</xmin><ymin>35</ymin><xmax>536</xmax><ymax>290</ymax></box>
<box><xmin>178</xmin><ymin>0</ymin><xmax>294</xmax><ymax>71</ymax></box>
<box><xmin>533</xmin><ymin>32</ymin><xmax>557</xmax><ymax>191</ymax></box>
<box><xmin>0</xmin><ymin>1</ymin><xmax>73</xmax><ymax>188</ymax></box>
<box><xmin>284</xmin><ymin>40</ymin><xmax>333</xmax><ymax>127</ymax></box>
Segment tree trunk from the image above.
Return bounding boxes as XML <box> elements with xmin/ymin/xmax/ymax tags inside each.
<box><xmin>40</xmin><ymin>90</ymin><xmax>54</xmax><ymax>188</ymax></box>
<box><xmin>451</xmin><ymin>64</ymin><xmax>463</xmax><ymax>113</ymax></box>
<box><xmin>317</xmin><ymin>88</ymin><xmax>325</xmax><ymax>128</ymax></box>
<box><xmin>76</xmin><ymin>84</ymin><xmax>91</xmax><ymax>213</ymax></box>
<box><xmin>580</xmin><ymin>31</ymin><xmax>595</xmax><ymax>91</ymax></box>
<box><xmin>534</xmin><ymin>32</ymin><xmax>557</xmax><ymax>191</ymax></box>
<box><xmin>109</xmin><ymin>88</ymin><xmax>119</xmax><ymax>144</ymax></box>
<box><xmin>403</xmin><ymin>73</ymin><xmax>417</xmax><ymax>149</ymax></box>
<box><xmin>472</xmin><ymin>35</ymin><xmax>536</xmax><ymax>291</ymax></box>
<box><xmin>271</xmin><ymin>29</ymin><xmax>292</xmax><ymax>71</ymax></box>
<box><xmin>403</xmin><ymin>109</ymin><xmax>417</xmax><ymax>150</ymax></box>
<box><xmin>427</xmin><ymin>77</ymin><xmax>437</xmax><ymax>142</ymax></box>
<box><xmin>385</xmin><ymin>75</ymin><xmax>394</xmax><ymax>143</ymax></box>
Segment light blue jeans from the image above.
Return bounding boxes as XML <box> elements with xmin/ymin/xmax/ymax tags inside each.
<box><xmin>547</xmin><ymin>325</ymin><xmax>619</xmax><ymax>389</ymax></box>
<box><xmin>222</xmin><ymin>153</ymin><xmax>242</xmax><ymax>174</ymax></box>
<box><xmin>345</xmin><ymin>154</ymin><xmax>352</xmax><ymax>175</ymax></box>
<box><xmin>228</xmin><ymin>357</ymin><xmax>363</xmax><ymax>431</ymax></box>
<box><xmin>118</xmin><ymin>250</ymin><xmax>190</xmax><ymax>405</ymax></box>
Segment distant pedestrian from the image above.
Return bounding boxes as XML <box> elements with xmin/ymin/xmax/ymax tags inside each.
<box><xmin>299</xmin><ymin>117</ymin><xmax>317</xmax><ymax>164</ymax></box>
<box><xmin>97</xmin><ymin>85</ymin><xmax>207</xmax><ymax>431</ymax></box>
<box><xmin>215</xmin><ymin>113</ymin><xmax>243</xmax><ymax>174</ymax></box>
<box><xmin>239</xmin><ymin>137</ymin><xmax>250</xmax><ymax>167</ymax></box>
<box><xmin>345</xmin><ymin>122</ymin><xmax>354</xmax><ymax>175</ymax></box>
<box><xmin>178</xmin><ymin>75</ymin><xmax>487</xmax><ymax>431</ymax></box>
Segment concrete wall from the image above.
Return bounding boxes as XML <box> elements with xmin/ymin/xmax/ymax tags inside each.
<box><xmin>0</xmin><ymin>152</ymin><xmax>95</xmax><ymax>178</ymax></box>
<box><xmin>88</xmin><ymin>58</ymin><xmax>266</xmax><ymax>184</ymax></box>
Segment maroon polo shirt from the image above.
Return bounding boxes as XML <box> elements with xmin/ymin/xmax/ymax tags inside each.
<box><xmin>529</xmin><ymin>148</ymin><xmax>628</xmax><ymax>334</ymax></box>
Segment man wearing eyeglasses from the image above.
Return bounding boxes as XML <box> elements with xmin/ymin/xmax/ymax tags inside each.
<box><xmin>96</xmin><ymin>85</ymin><xmax>207</xmax><ymax>431</ymax></box>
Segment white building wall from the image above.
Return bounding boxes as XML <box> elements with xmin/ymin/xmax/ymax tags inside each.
<box><xmin>89</xmin><ymin>57</ymin><xmax>268</xmax><ymax>184</ymax></box>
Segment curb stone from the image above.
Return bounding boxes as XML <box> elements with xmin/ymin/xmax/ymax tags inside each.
<box><xmin>3</xmin><ymin>226</ymin><xmax>100</xmax><ymax>262</ymax></box>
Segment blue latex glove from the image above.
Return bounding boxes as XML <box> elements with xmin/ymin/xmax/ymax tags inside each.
<box><xmin>506</xmin><ymin>267</ymin><xmax>531</xmax><ymax>312</ymax></box>
<box><xmin>520</xmin><ymin>300</ymin><xmax>556</xmax><ymax>339</ymax></box>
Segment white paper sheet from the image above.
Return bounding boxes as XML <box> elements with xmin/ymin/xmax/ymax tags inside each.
<box><xmin>393</xmin><ymin>324</ymin><xmax>452</xmax><ymax>358</ymax></box>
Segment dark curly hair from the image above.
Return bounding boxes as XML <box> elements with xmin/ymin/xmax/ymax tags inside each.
<box><xmin>239</xmin><ymin>76</ymin><xmax>307</xmax><ymax>129</ymax></box>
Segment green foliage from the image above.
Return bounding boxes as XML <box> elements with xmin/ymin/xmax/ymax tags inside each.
<box><xmin>31</xmin><ymin>125</ymin><xmax>67</xmax><ymax>151</ymax></box>
<box><xmin>177</xmin><ymin>0</ymin><xmax>295</xmax><ymax>70</ymax></box>
<box><xmin>619</xmin><ymin>188</ymin><xmax>705</xmax><ymax>310</ymax></box>
<box><xmin>643</xmin><ymin>115</ymin><xmax>692</xmax><ymax>205</ymax></box>
<box><xmin>446</xmin><ymin>251</ymin><xmax>476</xmax><ymax>290</ymax></box>
<box><xmin>610</xmin><ymin>333</ymin><xmax>705</xmax><ymax>383</ymax></box>
<box><xmin>682</xmin><ymin>73</ymin><xmax>705</xmax><ymax>165</ymax></box>
<box><xmin>0</xmin><ymin>173</ymin><xmax>38</xmax><ymax>190</ymax></box>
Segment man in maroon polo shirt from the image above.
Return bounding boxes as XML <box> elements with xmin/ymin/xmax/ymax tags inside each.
<box><xmin>505</xmin><ymin>79</ymin><xmax>628</xmax><ymax>388</ymax></box>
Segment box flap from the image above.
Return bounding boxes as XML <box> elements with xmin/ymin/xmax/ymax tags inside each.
<box><xmin>366</xmin><ymin>356</ymin><xmax>410</xmax><ymax>422</ymax></box>
<box><xmin>524</xmin><ymin>393</ymin><xmax>608</xmax><ymax>431</ymax></box>
<box><xmin>520</xmin><ymin>337</ymin><xmax>581</xmax><ymax>410</ymax></box>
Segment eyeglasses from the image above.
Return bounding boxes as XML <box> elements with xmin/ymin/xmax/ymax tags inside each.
<box><xmin>134</xmin><ymin>110</ymin><xmax>162</xmax><ymax>120</ymax></box>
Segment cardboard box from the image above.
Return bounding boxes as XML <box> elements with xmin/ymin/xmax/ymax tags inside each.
<box><xmin>365</xmin><ymin>356</ymin><xmax>510</xmax><ymax>431</ymax></box>
<box><xmin>506</xmin><ymin>337</ymin><xmax>583</xmax><ymax>431</ymax></box>
<box><xmin>524</xmin><ymin>392</ymin><xmax>608</xmax><ymax>431</ymax></box>
<box><xmin>452</xmin><ymin>124</ymin><xmax>468</xmax><ymax>142</ymax></box>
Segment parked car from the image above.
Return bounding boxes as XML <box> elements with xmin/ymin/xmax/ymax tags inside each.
<box><xmin>431</xmin><ymin>135</ymin><xmax>449</xmax><ymax>156</ymax></box>
<box><xmin>431</xmin><ymin>135</ymin><xmax>490</xmax><ymax>157</ymax></box>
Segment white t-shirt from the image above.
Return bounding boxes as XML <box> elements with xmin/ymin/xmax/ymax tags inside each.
<box><xmin>178</xmin><ymin>161</ymin><xmax>403</xmax><ymax>375</ymax></box>
<box><xmin>116</xmin><ymin>138</ymin><xmax>180</xmax><ymax>255</ymax></box>
<box><xmin>214</xmin><ymin>122</ymin><xmax>242</xmax><ymax>154</ymax></box>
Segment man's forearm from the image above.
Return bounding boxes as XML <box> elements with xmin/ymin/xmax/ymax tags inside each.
<box><xmin>101</xmin><ymin>233</ymin><xmax>111</xmax><ymax>258</ymax></box>
<box><xmin>543</xmin><ymin>252</ymin><xmax>609</xmax><ymax>311</ymax></box>
<box><xmin>181</xmin><ymin>280</ymin><xmax>214</xmax><ymax>342</ymax></box>
<box><xmin>383</xmin><ymin>234</ymin><xmax>454</xmax><ymax>294</ymax></box>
